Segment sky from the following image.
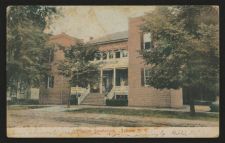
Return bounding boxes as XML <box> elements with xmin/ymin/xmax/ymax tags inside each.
<box><xmin>45</xmin><ymin>6</ymin><xmax>155</xmax><ymax>41</ymax></box>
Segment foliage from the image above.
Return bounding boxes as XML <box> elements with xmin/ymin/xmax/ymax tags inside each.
<box><xmin>140</xmin><ymin>6</ymin><xmax>219</xmax><ymax>114</ymax></box>
<box><xmin>210</xmin><ymin>102</ymin><xmax>219</xmax><ymax>112</ymax></box>
<box><xmin>70</xmin><ymin>94</ymin><xmax>78</xmax><ymax>105</ymax></box>
<box><xmin>106</xmin><ymin>99</ymin><xmax>128</xmax><ymax>106</ymax></box>
<box><xmin>7</xmin><ymin>99</ymin><xmax>39</xmax><ymax>105</ymax></box>
<box><xmin>58</xmin><ymin>43</ymin><xmax>100</xmax><ymax>87</ymax></box>
<box><xmin>7</xmin><ymin>6</ymin><xmax>59</xmax><ymax>97</ymax></box>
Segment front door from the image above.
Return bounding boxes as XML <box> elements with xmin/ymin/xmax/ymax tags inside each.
<box><xmin>103</xmin><ymin>70</ymin><xmax>113</xmax><ymax>93</ymax></box>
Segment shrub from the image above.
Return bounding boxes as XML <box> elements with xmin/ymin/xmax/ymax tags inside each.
<box><xmin>106</xmin><ymin>99</ymin><xmax>128</xmax><ymax>106</ymax></box>
<box><xmin>7</xmin><ymin>99</ymin><xmax>39</xmax><ymax>105</ymax></box>
<box><xmin>70</xmin><ymin>94</ymin><xmax>78</xmax><ymax>105</ymax></box>
<box><xmin>210</xmin><ymin>102</ymin><xmax>219</xmax><ymax>112</ymax></box>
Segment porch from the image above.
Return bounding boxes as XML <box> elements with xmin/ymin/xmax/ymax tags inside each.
<box><xmin>99</xmin><ymin>68</ymin><xmax>128</xmax><ymax>99</ymax></box>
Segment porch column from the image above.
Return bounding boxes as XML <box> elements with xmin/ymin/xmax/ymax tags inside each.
<box><xmin>113</xmin><ymin>68</ymin><xmax>116</xmax><ymax>87</ymax></box>
<box><xmin>100</xmin><ymin>69</ymin><xmax>103</xmax><ymax>94</ymax></box>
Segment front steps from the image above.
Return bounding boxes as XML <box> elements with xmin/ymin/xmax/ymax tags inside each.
<box><xmin>80</xmin><ymin>93</ymin><xmax>106</xmax><ymax>106</ymax></box>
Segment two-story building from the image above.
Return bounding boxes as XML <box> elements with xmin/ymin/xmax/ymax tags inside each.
<box><xmin>40</xmin><ymin>16</ymin><xmax>183</xmax><ymax>108</ymax></box>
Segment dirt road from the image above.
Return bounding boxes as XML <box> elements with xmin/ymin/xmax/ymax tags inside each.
<box><xmin>7</xmin><ymin>106</ymin><xmax>219</xmax><ymax>127</ymax></box>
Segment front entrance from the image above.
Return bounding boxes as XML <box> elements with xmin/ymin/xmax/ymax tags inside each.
<box><xmin>90</xmin><ymin>83</ymin><xmax>99</xmax><ymax>93</ymax></box>
<box><xmin>102</xmin><ymin>70</ymin><xmax>113</xmax><ymax>93</ymax></box>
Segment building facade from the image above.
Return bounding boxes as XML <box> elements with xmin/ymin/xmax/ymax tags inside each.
<box><xmin>40</xmin><ymin>17</ymin><xmax>183</xmax><ymax>108</ymax></box>
<box><xmin>39</xmin><ymin>33</ymin><xmax>81</xmax><ymax>104</ymax></box>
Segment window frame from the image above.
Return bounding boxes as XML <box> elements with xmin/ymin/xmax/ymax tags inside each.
<box><xmin>143</xmin><ymin>32</ymin><xmax>152</xmax><ymax>50</ymax></box>
<box><xmin>115</xmin><ymin>51</ymin><xmax>121</xmax><ymax>59</ymax></box>
<box><xmin>102</xmin><ymin>52</ymin><xmax>107</xmax><ymax>60</ymax></box>
<box><xmin>95</xmin><ymin>52</ymin><xmax>102</xmax><ymax>60</ymax></box>
<box><xmin>121</xmin><ymin>50</ymin><xmax>128</xmax><ymax>58</ymax></box>
<box><xmin>47</xmin><ymin>75</ymin><xmax>54</xmax><ymax>88</ymax></box>
<box><xmin>144</xmin><ymin>68</ymin><xmax>151</xmax><ymax>86</ymax></box>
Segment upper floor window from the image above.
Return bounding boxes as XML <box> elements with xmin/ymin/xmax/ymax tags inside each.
<box><xmin>95</xmin><ymin>52</ymin><xmax>101</xmax><ymax>60</ymax></box>
<box><xmin>122</xmin><ymin>50</ymin><xmax>128</xmax><ymax>57</ymax></box>
<box><xmin>48</xmin><ymin>48</ymin><xmax>54</xmax><ymax>63</ymax></box>
<box><xmin>115</xmin><ymin>51</ymin><xmax>121</xmax><ymax>58</ymax></box>
<box><xmin>102</xmin><ymin>52</ymin><xmax>107</xmax><ymax>60</ymax></box>
<box><xmin>143</xmin><ymin>33</ymin><xmax>152</xmax><ymax>49</ymax></box>
<box><xmin>109</xmin><ymin>51</ymin><xmax>114</xmax><ymax>59</ymax></box>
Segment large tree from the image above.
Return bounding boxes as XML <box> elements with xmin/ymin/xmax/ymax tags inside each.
<box><xmin>140</xmin><ymin>6</ymin><xmax>219</xmax><ymax>115</ymax></box>
<box><xmin>58</xmin><ymin>43</ymin><xmax>100</xmax><ymax>88</ymax></box>
<box><xmin>7</xmin><ymin>6</ymin><xmax>59</xmax><ymax>99</ymax></box>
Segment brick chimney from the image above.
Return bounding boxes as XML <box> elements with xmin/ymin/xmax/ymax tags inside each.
<box><xmin>89</xmin><ymin>37</ymin><xmax>94</xmax><ymax>40</ymax></box>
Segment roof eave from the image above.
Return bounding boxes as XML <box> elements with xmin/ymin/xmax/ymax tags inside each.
<box><xmin>89</xmin><ymin>38</ymin><xmax>128</xmax><ymax>46</ymax></box>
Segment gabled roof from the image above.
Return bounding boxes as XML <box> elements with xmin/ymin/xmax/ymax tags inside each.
<box><xmin>49</xmin><ymin>32</ymin><xmax>81</xmax><ymax>41</ymax></box>
<box><xmin>48</xmin><ymin>32</ymin><xmax>82</xmax><ymax>47</ymax></box>
<box><xmin>89</xmin><ymin>31</ymin><xmax>128</xmax><ymax>45</ymax></box>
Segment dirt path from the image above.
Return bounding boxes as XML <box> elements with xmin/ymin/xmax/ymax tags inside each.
<box><xmin>7</xmin><ymin>107</ymin><xmax>219</xmax><ymax>127</ymax></box>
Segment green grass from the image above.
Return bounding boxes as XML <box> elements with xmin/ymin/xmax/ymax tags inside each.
<box><xmin>66</xmin><ymin>108</ymin><xmax>219</xmax><ymax>121</ymax></box>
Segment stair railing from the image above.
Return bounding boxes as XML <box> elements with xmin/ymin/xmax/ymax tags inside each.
<box><xmin>106</xmin><ymin>87</ymin><xmax>115</xmax><ymax>99</ymax></box>
<box><xmin>77</xmin><ymin>87</ymin><xmax>90</xmax><ymax>104</ymax></box>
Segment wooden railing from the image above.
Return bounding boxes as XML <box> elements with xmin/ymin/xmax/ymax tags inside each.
<box><xmin>106</xmin><ymin>86</ymin><xmax>128</xmax><ymax>99</ymax></box>
<box><xmin>77</xmin><ymin>88</ymin><xmax>90</xmax><ymax>104</ymax></box>
<box><xmin>71</xmin><ymin>86</ymin><xmax>90</xmax><ymax>104</ymax></box>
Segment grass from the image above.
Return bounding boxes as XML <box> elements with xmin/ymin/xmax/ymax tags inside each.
<box><xmin>7</xmin><ymin>105</ymin><xmax>50</xmax><ymax>110</ymax></box>
<box><xmin>66</xmin><ymin>108</ymin><xmax>219</xmax><ymax>121</ymax></box>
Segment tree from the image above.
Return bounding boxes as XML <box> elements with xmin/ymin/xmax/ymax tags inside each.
<box><xmin>58</xmin><ymin>43</ymin><xmax>100</xmax><ymax>106</ymax></box>
<box><xmin>7</xmin><ymin>6</ymin><xmax>59</xmax><ymax>99</ymax></box>
<box><xmin>140</xmin><ymin>6</ymin><xmax>219</xmax><ymax>115</ymax></box>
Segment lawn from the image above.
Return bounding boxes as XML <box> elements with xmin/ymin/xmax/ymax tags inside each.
<box><xmin>66</xmin><ymin>108</ymin><xmax>219</xmax><ymax>121</ymax></box>
<box><xmin>7</xmin><ymin>105</ymin><xmax>50</xmax><ymax>110</ymax></box>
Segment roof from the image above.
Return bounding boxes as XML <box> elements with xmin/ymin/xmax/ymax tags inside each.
<box><xmin>89</xmin><ymin>31</ymin><xmax>128</xmax><ymax>45</ymax></box>
<box><xmin>49</xmin><ymin>32</ymin><xmax>81</xmax><ymax>42</ymax></box>
<box><xmin>48</xmin><ymin>32</ymin><xmax>82</xmax><ymax>47</ymax></box>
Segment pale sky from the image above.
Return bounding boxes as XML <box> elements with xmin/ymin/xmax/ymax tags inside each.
<box><xmin>45</xmin><ymin>6</ymin><xmax>155</xmax><ymax>41</ymax></box>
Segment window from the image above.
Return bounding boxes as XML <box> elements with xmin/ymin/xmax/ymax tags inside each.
<box><xmin>102</xmin><ymin>52</ymin><xmax>107</xmax><ymax>60</ymax></box>
<box><xmin>122</xmin><ymin>50</ymin><xmax>128</xmax><ymax>57</ymax></box>
<box><xmin>48</xmin><ymin>48</ymin><xmax>54</xmax><ymax>62</ymax></box>
<box><xmin>115</xmin><ymin>51</ymin><xmax>120</xmax><ymax>58</ymax></box>
<box><xmin>19</xmin><ymin>82</ymin><xmax>26</xmax><ymax>94</ymax></box>
<box><xmin>144</xmin><ymin>68</ymin><xmax>151</xmax><ymax>86</ymax></box>
<box><xmin>48</xmin><ymin>76</ymin><xmax>54</xmax><ymax>88</ymax></box>
<box><xmin>95</xmin><ymin>52</ymin><xmax>101</xmax><ymax>60</ymax></box>
<box><xmin>109</xmin><ymin>51</ymin><xmax>114</xmax><ymax>59</ymax></box>
<box><xmin>143</xmin><ymin>33</ymin><xmax>152</xmax><ymax>49</ymax></box>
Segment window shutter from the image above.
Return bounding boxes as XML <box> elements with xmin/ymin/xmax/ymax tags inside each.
<box><xmin>141</xmin><ymin>68</ymin><xmax>144</xmax><ymax>86</ymax></box>
<box><xmin>52</xmin><ymin>76</ymin><xmax>54</xmax><ymax>88</ymax></box>
<box><xmin>140</xmin><ymin>32</ymin><xmax>144</xmax><ymax>50</ymax></box>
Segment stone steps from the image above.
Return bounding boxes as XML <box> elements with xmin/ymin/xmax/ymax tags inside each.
<box><xmin>81</xmin><ymin>93</ymin><xmax>106</xmax><ymax>106</ymax></box>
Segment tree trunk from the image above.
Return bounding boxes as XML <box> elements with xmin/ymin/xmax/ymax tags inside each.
<box><xmin>16</xmin><ymin>80</ymin><xmax>19</xmax><ymax>100</ymax></box>
<box><xmin>188</xmin><ymin>86</ymin><xmax>196</xmax><ymax>116</ymax></box>
<box><xmin>67</xmin><ymin>94</ymin><xmax>70</xmax><ymax>108</ymax></box>
<box><xmin>189</xmin><ymin>97</ymin><xmax>196</xmax><ymax>116</ymax></box>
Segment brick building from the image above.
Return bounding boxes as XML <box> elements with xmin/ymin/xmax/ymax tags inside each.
<box><xmin>39</xmin><ymin>33</ymin><xmax>81</xmax><ymax>104</ymax></box>
<box><xmin>40</xmin><ymin>17</ymin><xmax>183</xmax><ymax>108</ymax></box>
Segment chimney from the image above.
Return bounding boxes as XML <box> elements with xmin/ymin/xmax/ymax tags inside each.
<box><xmin>89</xmin><ymin>37</ymin><xmax>94</xmax><ymax>40</ymax></box>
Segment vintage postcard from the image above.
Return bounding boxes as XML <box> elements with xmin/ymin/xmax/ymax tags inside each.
<box><xmin>6</xmin><ymin>6</ymin><xmax>219</xmax><ymax>138</ymax></box>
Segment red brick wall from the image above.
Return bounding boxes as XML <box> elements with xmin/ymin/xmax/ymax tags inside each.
<box><xmin>39</xmin><ymin>33</ymin><xmax>79</xmax><ymax>104</ymax></box>
<box><xmin>128</xmin><ymin>17</ymin><xmax>183</xmax><ymax>108</ymax></box>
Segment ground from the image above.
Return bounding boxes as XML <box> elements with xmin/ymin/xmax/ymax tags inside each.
<box><xmin>7</xmin><ymin>105</ymin><xmax>219</xmax><ymax>127</ymax></box>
